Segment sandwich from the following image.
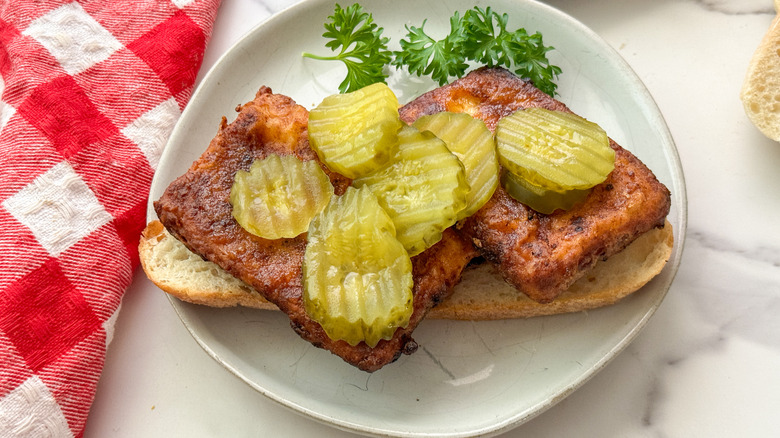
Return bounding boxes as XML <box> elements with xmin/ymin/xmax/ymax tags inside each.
<box><xmin>141</xmin><ymin>67</ymin><xmax>673</xmax><ymax>371</ymax></box>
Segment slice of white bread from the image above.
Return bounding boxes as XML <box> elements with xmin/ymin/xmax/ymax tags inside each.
<box><xmin>139</xmin><ymin>219</ymin><xmax>673</xmax><ymax>320</ymax></box>
<box><xmin>740</xmin><ymin>0</ymin><xmax>780</xmax><ymax>141</ymax></box>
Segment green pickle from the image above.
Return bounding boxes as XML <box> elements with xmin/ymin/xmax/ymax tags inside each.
<box><xmin>308</xmin><ymin>83</ymin><xmax>403</xmax><ymax>179</ymax></box>
<box><xmin>412</xmin><ymin>112</ymin><xmax>499</xmax><ymax>219</ymax></box>
<box><xmin>230</xmin><ymin>154</ymin><xmax>334</xmax><ymax>239</ymax></box>
<box><xmin>501</xmin><ymin>169</ymin><xmax>591</xmax><ymax>214</ymax></box>
<box><xmin>496</xmin><ymin>108</ymin><xmax>615</xmax><ymax>192</ymax></box>
<box><xmin>303</xmin><ymin>186</ymin><xmax>413</xmax><ymax>348</ymax></box>
<box><xmin>353</xmin><ymin>125</ymin><xmax>469</xmax><ymax>256</ymax></box>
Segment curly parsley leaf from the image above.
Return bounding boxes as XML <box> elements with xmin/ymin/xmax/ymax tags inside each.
<box><xmin>459</xmin><ymin>6</ymin><xmax>513</xmax><ymax>67</ymax></box>
<box><xmin>460</xmin><ymin>7</ymin><xmax>561</xmax><ymax>96</ymax></box>
<box><xmin>302</xmin><ymin>3</ymin><xmax>392</xmax><ymax>93</ymax></box>
<box><xmin>392</xmin><ymin>14</ymin><xmax>468</xmax><ymax>86</ymax></box>
<box><xmin>505</xmin><ymin>30</ymin><xmax>563</xmax><ymax>97</ymax></box>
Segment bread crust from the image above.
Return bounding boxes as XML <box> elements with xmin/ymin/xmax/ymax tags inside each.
<box><xmin>140</xmin><ymin>219</ymin><xmax>673</xmax><ymax>319</ymax></box>
<box><xmin>428</xmin><ymin>220</ymin><xmax>673</xmax><ymax>319</ymax></box>
<box><xmin>140</xmin><ymin>220</ymin><xmax>276</xmax><ymax>310</ymax></box>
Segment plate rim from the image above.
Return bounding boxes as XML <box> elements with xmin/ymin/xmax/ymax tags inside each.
<box><xmin>148</xmin><ymin>0</ymin><xmax>688</xmax><ymax>436</ymax></box>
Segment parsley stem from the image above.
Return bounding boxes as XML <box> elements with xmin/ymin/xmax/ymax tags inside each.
<box><xmin>302</xmin><ymin>52</ymin><xmax>335</xmax><ymax>61</ymax></box>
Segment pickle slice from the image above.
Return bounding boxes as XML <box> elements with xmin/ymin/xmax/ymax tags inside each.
<box><xmin>303</xmin><ymin>186</ymin><xmax>413</xmax><ymax>348</ymax></box>
<box><xmin>496</xmin><ymin>108</ymin><xmax>615</xmax><ymax>191</ymax></box>
<box><xmin>413</xmin><ymin>112</ymin><xmax>499</xmax><ymax>219</ymax></box>
<box><xmin>501</xmin><ymin>169</ymin><xmax>590</xmax><ymax>214</ymax></box>
<box><xmin>308</xmin><ymin>82</ymin><xmax>403</xmax><ymax>178</ymax></box>
<box><xmin>353</xmin><ymin>125</ymin><xmax>468</xmax><ymax>256</ymax></box>
<box><xmin>230</xmin><ymin>154</ymin><xmax>334</xmax><ymax>239</ymax></box>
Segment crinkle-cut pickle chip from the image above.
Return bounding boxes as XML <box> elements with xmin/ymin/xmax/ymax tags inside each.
<box><xmin>413</xmin><ymin>112</ymin><xmax>499</xmax><ymax>219</ymax></box>
<box><xmin>230</xmin><ymin>154</ymin><xmax>334</xmax><ymax>239</ymax></box>
<box><xmin>353</xmin><ymin>125</ymin><xmax>469</xmax><ymax>256</ymax></box>
<box><xmin>308</xmin><ymin>82</ymin><xmax>403</xmax><ymax>179</ymax></box>
<box><xmin>303</xmin><ymin>186</ymin><xmax>413</xmax><ymax>348</ymax></box>
<box><xmin>496</xmin><ymin>108</ymin><xmax>615</xmax><ymax>192</ymax></box>
<box><xmin>501</xmin><ymin>169</ymin><xmax>590</xmax><ymax>214</ymax></box>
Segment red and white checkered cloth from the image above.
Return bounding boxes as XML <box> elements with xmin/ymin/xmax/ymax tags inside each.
<box><xmin>0</xmin><ymin>0</ymin><xmax>220</xmax><ymax>436</ymax></box>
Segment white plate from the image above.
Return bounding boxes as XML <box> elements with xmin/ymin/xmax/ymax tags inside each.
<box><xmin>147</xmin><ymin>0</ymin><xmax>687</xmax><ymax>436</ymax></box>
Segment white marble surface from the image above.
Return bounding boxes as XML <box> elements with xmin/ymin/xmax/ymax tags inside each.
<box><xmin>85</xmin><ymin>0</ymin><xmax>780</xmax><ymax>436</ymax></box>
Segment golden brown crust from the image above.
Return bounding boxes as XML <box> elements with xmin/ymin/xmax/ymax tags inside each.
<box><xmin>399</xmin><ymin>67</ymin><xmax>671</xmax><ymax>303</ymax></box>
<box><xmin>155</xmin><ymin>88</ymin><xmax>347</xmax><ymax>302</ymax></box>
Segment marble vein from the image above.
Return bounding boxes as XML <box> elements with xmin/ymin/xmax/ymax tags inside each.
<box><xmin>687</xmin><ymin>227</ymin><xmax>780</xmax><ymax>267</ymax></box>
<box><xmin>691</xmin><ymin>0</ymin><xmax>775</xmax><ymax>15</ymax></box>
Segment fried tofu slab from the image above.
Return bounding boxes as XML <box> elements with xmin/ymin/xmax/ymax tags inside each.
<box><xmin>154</xmin><ymin>87</ymin><xmax>477</xmax><ymax>372</ymax></box>
<box><xmin>399</xmin><ymin>67</ymin><xmax>671</xmax><ymax>303</ymax></box>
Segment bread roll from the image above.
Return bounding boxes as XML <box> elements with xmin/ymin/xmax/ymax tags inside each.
<box><xmin>139</xmin><ymin>219</ymin><xmax>673</xmax><ymax>319</ymax></box>
<box><xmin>740</xmin><ymin>1</ymin><xmax>780</xmax><ymax>141</ymax></box>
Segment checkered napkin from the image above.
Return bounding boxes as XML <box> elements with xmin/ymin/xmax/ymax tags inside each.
<box><xmin>0</xmin><ymin>0</ymin><xmax>220</xmax><ymax>436</ymax></box>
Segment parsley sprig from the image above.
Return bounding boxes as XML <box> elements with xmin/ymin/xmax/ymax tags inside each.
<box><xmin>302</xmin><ymin>4</ymin><xmax>392</xmax><ymax>93</ymax></box>
<box><xmin>304</xmin><ymin>4</ymin><xmax>562</xmax><ymax>96</ymax></box>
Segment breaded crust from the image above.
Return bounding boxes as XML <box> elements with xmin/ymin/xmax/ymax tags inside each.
<box><xmin>154</xmin><ymin>87</ymin><xmax>477</xmax><ymax>372</ymax></box>
<box><xmin>400</xmin><ymin>68</ymin><xmax>672</xmax><ymax>303</ymax></box>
